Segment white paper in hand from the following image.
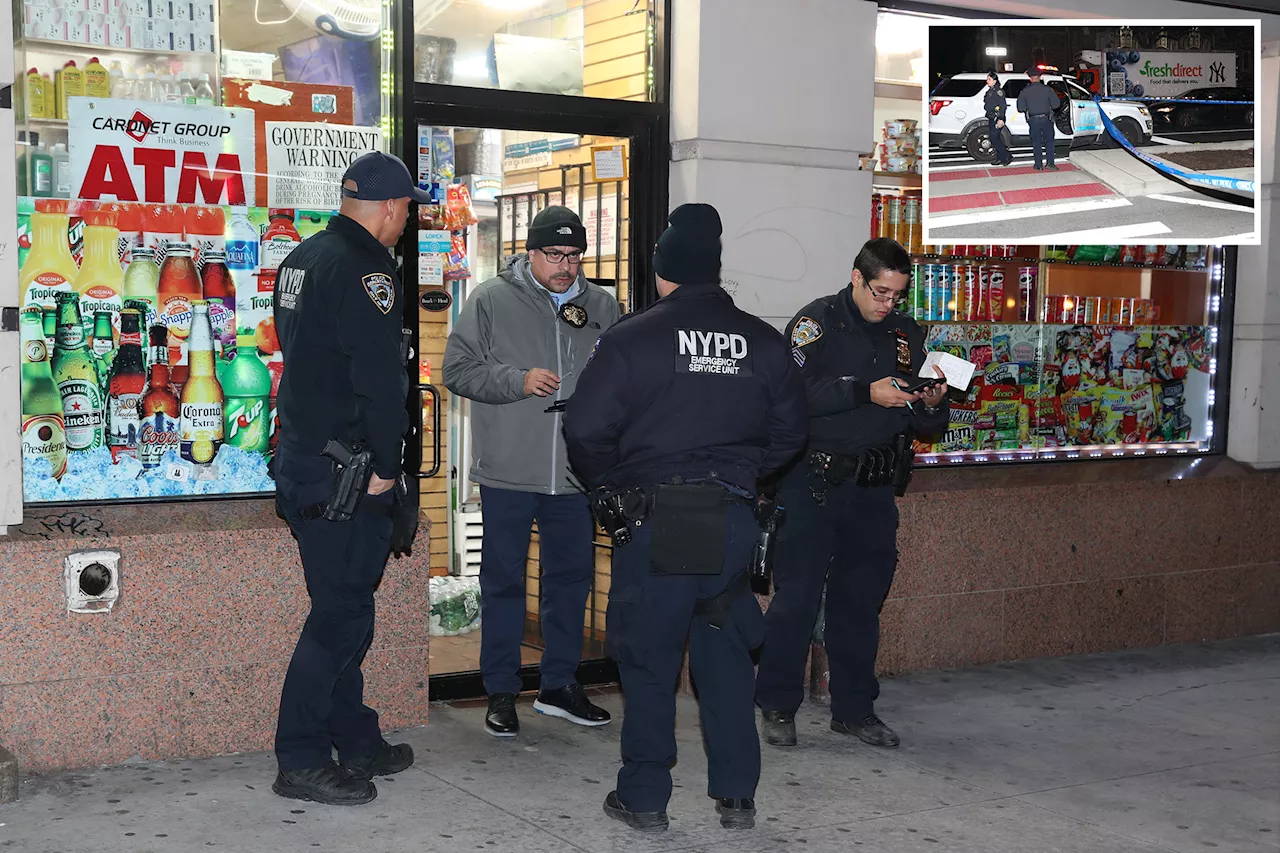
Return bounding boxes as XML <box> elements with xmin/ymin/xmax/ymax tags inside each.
<box><xmin>920</xmin><ymin>351</ymin><xmax>976</xmax><ymax>391</ymax></box>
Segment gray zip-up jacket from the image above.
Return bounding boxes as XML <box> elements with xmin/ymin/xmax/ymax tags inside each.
<box><xmin>443</xmin><ymin>255</ymin><xmax>621</xmax><ymax>495</ymax></box>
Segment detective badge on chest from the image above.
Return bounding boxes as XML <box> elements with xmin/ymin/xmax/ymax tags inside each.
<box><xmin>559</xmin><ymin>303</ymin><xmax>588</xmax><ymax>329</ymax></box>
<box><xmin>895</xmin><ymin>329</ymin><xmax>912</xmax><ymax>375</ymax></box>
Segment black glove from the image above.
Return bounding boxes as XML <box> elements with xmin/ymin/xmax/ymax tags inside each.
<box><xmin>390</xmin><ymin>475</ymin><xmax>419</xmax><ymax>558</ymax></box>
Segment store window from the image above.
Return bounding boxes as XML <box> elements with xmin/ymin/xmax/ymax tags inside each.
<box><xmin>414</xmin><ymin>0</ymin><xmax>662</xmax><ymax>101</ymax></box>
<box><xmin>15</xmin><ymin>0</ymin><xmax>396</xmax><ymax>504</ymax></box>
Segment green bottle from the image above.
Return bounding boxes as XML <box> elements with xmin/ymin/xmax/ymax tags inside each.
<box><xmin>20</xmin><ymin>310</ymin><xmax>68</xmax><ymax>480</ymax></box>
<box><xmin>41</xmin><ymin>306</ymin><xmax>57</xmax><ymax>351</ymax></box>
<box><xmin>92</xmin><ymin>310</ymin><xmax>117</xmax><ymax>394</ymax></box>
<box><xmin>51</xmin><ymin>291</ymin><xmax>106</xmax><ymax>452</ymax></box>
<box><xmin>218</xmin><ymin>334</ymin><xmax>271</xmax><ymax>454</ymax></box>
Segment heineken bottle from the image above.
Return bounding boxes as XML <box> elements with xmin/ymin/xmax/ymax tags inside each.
<box><xmin>92</xmin><ymin>310</ymin><xmax>117</xmax><ymax>394</ymax></box>
<box><xmin>51</xmin><ymin>291</ymin><xmax>107</xmax><ymax>452</ymax></box>
<box><xmin>20</xmin><ymin>310</ymin><xmax>68</xmax><ymax>480</ymax></box>
<box><xmin>41</xmin><ymin>307</ymin><xmax>57</xmax><ymax>352</ymax></box>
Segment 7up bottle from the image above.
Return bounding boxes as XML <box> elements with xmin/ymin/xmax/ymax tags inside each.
<box><xmin>218</xmin><ymin>334</ymin><xmax>272</xmax><ymax>454</ymax></box>
<box><xmin>20</xmin><ymin>310</ymin><xmax>68</xmax><ymax>480</ymax></box>
<box><xmin>51</xmin><ymin>291</ymin><xmax>106</xmax><ymax>452</ymax></box>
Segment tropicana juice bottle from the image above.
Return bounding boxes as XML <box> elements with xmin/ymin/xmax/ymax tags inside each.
<box><xmin>19</xmin><ymin>200</ymin><xmax>80</xmax><ymax>313</ymax></box>
<box><xmin>157</xmin><ymin>241</ymin><xmax>202</xmax><ymax>385</ymax></box>
<box><xmin>74</xmin><ymin>212</ymin><xmax>125</xmax><ymax>340</ymax></box>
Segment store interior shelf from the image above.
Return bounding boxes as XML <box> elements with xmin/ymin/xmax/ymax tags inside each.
<box><xmin>1044</xmin><ymin>259</ymin><xmax>1209</xmax><ymax>271</ymax></box>
<box><xmin>913</xmin><ymin>254</ymin><xmax>1040</xmax><ymax>263</ymax></box>
<box><xmin>874</xmin><ymin>80</ymin><xmax>923</xmax><ymax>101</ymax></box>
<box><xmin>871</xmin><ymin>171</ymin><xmax>922</xmax><ymax>189</ymax></box>
<box><xmin>21</xmin><ymin>117</ymin><xmax>69</xmax><ymax>127</ymax></box>
<box><xmin>19</xmin><ymin>37</ymin><xmax>216</xmax><ymax>60</ymax></box>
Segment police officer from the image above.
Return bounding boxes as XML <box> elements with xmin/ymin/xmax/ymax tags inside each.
<box><xmin>270</xmin><ymin>152</ymin><xmax>421</xmax><ymax>805</ymax></box>
<box><xmin>754</xmin><ymin>237</ymin><xmax>949</xmax><ymax>751</ymax></box>
<box><xmin>984</xmin><ymin>70</ymin><xmax>1014</xmax><ymax>166</ymax></box>
<box><xmin>1017</xmin><ymin>67</ymin><xmax>1061</xmax><ymax>171</ymax></box>
<box><xmin>564</xmin><ymin>204</ymin><xmax>807</xmax><ymax>833</ymax></box>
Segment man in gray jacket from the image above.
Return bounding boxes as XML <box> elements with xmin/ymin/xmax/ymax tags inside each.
<box><xmin>444</xmin><ymin>206</ymin><xmax>621</xmax><ymax>737</ymax></box>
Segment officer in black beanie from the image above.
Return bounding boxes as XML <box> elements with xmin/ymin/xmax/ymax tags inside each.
<box><xmin>564</xmin><ymin>204</ymin><xmax>808</xmax><ymax>833</ymax></box>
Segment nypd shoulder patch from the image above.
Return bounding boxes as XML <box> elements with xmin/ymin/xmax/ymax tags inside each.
<box><xmin>791</xmin><ymin>317</ymin><xmax>822</xmax><ymax>348</ymax></box>
<box><xmin>362</xmin><ymin>273</ymin><xmax>395</xmax><ymax>314</ymax></box>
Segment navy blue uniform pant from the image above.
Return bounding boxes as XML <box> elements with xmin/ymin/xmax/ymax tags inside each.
<box><xmin>608</xmin><ymin>504</ymin><xmax>765</xmax><ymax>814</ymax></box>
<box><xmin>478</xmin><ymin>486</ymin><xmax>595</xmax><ymax>696</ymax></box>
<box><xmin>988</xmin><ymin>116</ymin><xmax>1011</xmax><ymax>163</ymax></box>
<box><xmin>1028</xmin><ymin>114</ymin><xmax>1056</xmax><ymax>168</ymax></box>
<box><xmin>755</xmin><ymin>467</ymin><xmax>898</xmax><ymax>724</ymax></box>
<box><xmin>274</xmin><ymin>445</ymin><xmax>394</xmax><ymax>771</ymax></box>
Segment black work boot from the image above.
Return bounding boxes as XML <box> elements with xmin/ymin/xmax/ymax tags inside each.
<box><xmin>832</xmin><ymin>713</ymin><xmax>900</xmax><ymax>748</ymax></box>
<box><xmin>486</xmin><ymin>692</ymin><xmax>519</xmax><ymax>738</ymax></box>
<box><xmin>272</xmin><ymin>762</ymin><xmax>377</xmax><ymax>806</ymax></box>
<box><xmin>534</xmin><ymin>683</ymin><xmax>612</xmax><ymax>727</ymax></box>
<box><xmin>760</xmin><ymin>710</ymin><xmax>797</xmax><ymax>747</ymax></box>
<box><xmin>341</xmin><ymin>740</ymin><xmax>415</xmax><ymax>781</ymax></box>
<box><xmin>715</xmin><ymin>797</ymin><xmax>757</xmax><ymax>830</ymax></box>
<box><xmin>603</xmin><ymin>791</ymin><xmax>669</xmax><ymax>832</ymax></box>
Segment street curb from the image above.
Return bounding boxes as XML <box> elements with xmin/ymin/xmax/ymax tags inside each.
<box><xmin>1070</xmin><ymin>150</ymin><xmax>1183</xmax><ymax>196</ymax></box>
<box><xmin>0</xmin><ymin>744</ymin><xmax>18</xmax><ymax>803</ymax></box>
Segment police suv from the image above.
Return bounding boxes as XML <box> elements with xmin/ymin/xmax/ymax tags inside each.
<box><xmin>929</xmin><ymin>67</ymin><xmax>1153</xmax><ymax>163</ymax></box>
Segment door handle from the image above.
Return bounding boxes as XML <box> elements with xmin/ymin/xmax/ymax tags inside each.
<box><xmin>417</xmin><ymin>383</ymin><xmax>442</xmax><ymax>479</ymax></box>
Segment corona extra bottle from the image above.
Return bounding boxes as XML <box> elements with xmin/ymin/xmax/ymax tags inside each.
<box><xmin>179</xmin><ymin>300</ymin><xmax>224</xmax><ymax>465</ymax></box>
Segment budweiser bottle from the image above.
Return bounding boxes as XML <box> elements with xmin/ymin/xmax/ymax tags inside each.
<box><xmin>139</xmin><ymin>324</ymin><xmax>181</xmax><ymax>469</ymax></box>
<box><xmin>107</xmin><ymin>309</ymin><xmax>146</xmax><ymax>461</ymax></box>
<box><xmin>20</xmin><ymin>310</ymin><xmax>68</xmax><ymax>480</ymax></box>
<box><xmin>179</xmin><ymin>300</ymin><xmax>224</xmax><ymax>465</ymax></box>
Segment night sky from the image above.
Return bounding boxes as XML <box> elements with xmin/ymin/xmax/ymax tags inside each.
<box><xmin>928</xmin><ymin>25</ymin><xmax>1256</xmax><ymax>90</ymax></box>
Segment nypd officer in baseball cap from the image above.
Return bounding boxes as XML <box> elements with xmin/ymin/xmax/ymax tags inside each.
<box><xmin>564</xmin><ymin>203</ymin><xmax>808</xmax><ymax>832</ymax></box>
<box><xmin>271</xmin><ymin>151</ymin><xmax>425</xmax><ymax>805</ymax></box>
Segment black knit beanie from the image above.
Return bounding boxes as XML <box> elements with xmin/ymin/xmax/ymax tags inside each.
<box><xmin>527</xmin><ymin>205</ymin><xmax>587</xmax><ymax>252</ymax></box>
<box><xmin>652</xmin><ymin>203</ymin><xmax>722</xmax><ymax>286</ymax></box>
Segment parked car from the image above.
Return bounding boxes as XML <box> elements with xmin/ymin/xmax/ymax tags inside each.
<box><xmin>1148</xmin><ymin>87</ymin><xmax>1254</xmax><ymax>131</ymax></box>
<box><xmin>929</xmin><ymin>68</ymin><xmax>1154</xmax><ymax>163</ymax></box>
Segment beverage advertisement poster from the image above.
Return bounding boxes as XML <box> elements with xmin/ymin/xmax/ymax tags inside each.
<box><xmin>18</xmin><ymin>197</ymin><xmax>333</xmax><ymax>504</ymax></box>
<box><xmin>67</xmin><ymin>98</ymin><xmax>257</xmax><ymax>206</ymax></box>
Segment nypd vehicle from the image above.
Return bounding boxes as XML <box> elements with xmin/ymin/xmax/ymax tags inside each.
<box><xmin>928</xmin><ymin>67</ymin><xmax>1154</xmax><ymax>163</ymax></box>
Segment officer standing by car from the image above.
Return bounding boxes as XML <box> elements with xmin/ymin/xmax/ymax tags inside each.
<box><xmin>564</xmin><ymin>203</ymin><xmax>808</xmax><ymax>833</ymax></box>
<box><xmin>443</xmin><ymin>206</ymin><xmax>619</xmax><ymax>738</ymax></box>
<box><xmin>270</xmin><ymin>152</ymin><xmax>422</xmax><ymax>806</ymax></box>
<box><xmin>754</xmin><ymin>237</ymin><xmax>949</xmax><ymax>751</ymax></box>
<box><xmin>1017</xmin><ymin>67</ymin><xmax>1060</xmax><ymax>171</ymax></box>
<box><xmin>984</xmin><ymin>70</ymin><xmax>1014</xmax><ymax>166</ymax></box>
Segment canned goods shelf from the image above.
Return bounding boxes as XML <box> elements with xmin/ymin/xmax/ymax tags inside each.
<box><xmin>1043</xmin><ymin>259</ymin><xmax>1208</xmax><ymax>271</ymax></box>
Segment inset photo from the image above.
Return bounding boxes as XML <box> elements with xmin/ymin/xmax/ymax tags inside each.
<box><xmin>923</xmin><ymin>21</ymin><xmax>1261</xmax><ymax>246</ymax></box>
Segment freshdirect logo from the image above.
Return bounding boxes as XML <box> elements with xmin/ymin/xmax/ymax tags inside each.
<box><xmin>1139</xmin><ymin>60</ymin><xmax>1204</xmax><ymax>79</ymax></box>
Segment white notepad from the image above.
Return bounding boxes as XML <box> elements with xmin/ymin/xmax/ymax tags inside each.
<box><xmin>920</xmin><ymin>351</ymin><xmax>976</xmax><ymax>391</ymax></box>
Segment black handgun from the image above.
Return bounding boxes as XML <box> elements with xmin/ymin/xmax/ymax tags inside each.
<box><xmin>322</xmin><ymin>439</ymin><xmax>375</xmax><ymax>522</ymax></box>
<box><xmin>751</xmin><ymin>494</ymin><xmax>786</xmax><ymax>594</ymax></box>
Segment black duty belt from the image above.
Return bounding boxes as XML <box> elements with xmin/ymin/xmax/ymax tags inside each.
<box><xmin>806</xmin><ymin>445</ymin><xmax>902</xmax><ymax>505</ymax></box>
<box><xmin>301</xmin><ymin>496</ymin><xmax>395</xmax><ymax>521</ymax></box>
<box><xmin>1028</xmin><ymin>113</ymin><xmax>1051</xmax><ymax>118</ymax></box>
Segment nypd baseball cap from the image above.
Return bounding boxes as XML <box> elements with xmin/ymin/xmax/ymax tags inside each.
<box><xmin>341</xmin><ymin>152</ymin><xmax>432</xmax><ymax>203</ymax></box>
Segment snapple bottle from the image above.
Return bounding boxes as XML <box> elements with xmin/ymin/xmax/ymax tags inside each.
<box><xmin>19</xmin><ymin>199</ymin><xmax>78</xmax><ymax>312</ymax></box>
<box><xmin>200</xmin><ymin>250</ymin><xmax>236</xmax><ymax>354</ymax></box>
<box><xmin>185</xmin><ymin>204</ymin><xmax>226</xmax><ymax>269</ymax></box>
<box><xmin>144</xmin><ymin>203</ymin><xmax>185</xmax><ymax>267</ymax></box>
<box><xmin>157</xmin><ymin>241</ymin><xmax>201</xmax><ymax>385</ymax></box>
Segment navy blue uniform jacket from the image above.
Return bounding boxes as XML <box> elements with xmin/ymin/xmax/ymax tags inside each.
<box><xmin>273</xmin><ymin>214</ymin><xmax>409</xmax><ymax>480</ymax></box>
<box><xmin>984</xmin><ymin>85</ymin><xmax>1008</xmax><ymax>121</ymax></box>
<box><xmin>563</xmin><ymin>286</ymin><xmax>808</xmax><ymax>494</ymax></box>
<box><xmin>787</xmin><ymin>286</ymin><xmax>948</xmax><ymax>455</ymax></box>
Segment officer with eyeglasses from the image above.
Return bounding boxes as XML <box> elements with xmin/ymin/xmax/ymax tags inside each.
<box><xmin>444</xmin><ymin>205</ymin><xmax>620</xmax><ymax>737</ymax></box>
<box><xmin>754</xmin><ymin>237</ymin><xmax>949</xmax><ymax>750</ymax></box>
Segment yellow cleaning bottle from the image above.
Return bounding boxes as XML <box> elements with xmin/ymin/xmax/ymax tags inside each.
<box><xmin>84</xmin><ymin>57</ymin><xmax>110</xmax><ymax>99</ymax></box>
<box><xmin>55</xmin><ymin>61</ymin><xmax>85</xmax><ymax>120</ymax></box>
<box><xmin>25</xmin><ymin>68</ymin><xmax>47</xmax><ymax>120</ymax></box>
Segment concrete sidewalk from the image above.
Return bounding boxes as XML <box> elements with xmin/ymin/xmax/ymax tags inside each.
<box><xmin>1071</xmin><ymin>141</ymin><xmax>1256</xmax><ymax>199</ymax></box>
<box><xmin>925</xmin><ymin>161</ymin><xmax>1120</xmax><ymax>217</ymax></box>
<box><xmin>2</xmin><ymin>636</ymin><xmax>1277</xmax><ymax>852</ymax></box>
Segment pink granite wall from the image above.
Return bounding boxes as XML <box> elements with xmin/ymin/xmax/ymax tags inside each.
<box><xmin>806</xmin><ymin>460</ymin><xmax>1280</xmax><ymax>703</ymax></box>
<box><xmin>0</xmin><ymin>500</ymin><xmax>431</xmax><ymax>776</ymax></box>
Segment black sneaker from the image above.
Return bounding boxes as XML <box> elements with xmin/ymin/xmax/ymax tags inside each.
<box><xmin>1046</xmin><ymin>163</ymin><xmax>1060</xmax><ymax>171</ymax></box>
<box><xmin>1033</xmin><ymin>165</ymin><xmax>1043</xmax><ymax>171</ymax></box>
<box><xmin>486</xmin><ymin>692</ymin><xmax>519</xmax><ymax>738</ymax></box>
<box><xmin>832</xmin><ymin>713</ymin><xmax>900</xmax><ymax>748</ymax></box>
<box><xmin>341</xmin><ymin>741</ymin><xmax>414</xmax><ymax>781</ymax></box>
<box><xmin>272</xmin><ymin>762</ymin><xmax>377</xmax><ymax>806</ymax></box>
<box><xmin>534</xmin><ymin>683</ymin><xmax>612</xmax><ymax>727</ymax></box>
<box><xmin>715</xmin><ymin>797</ymin><xmax>757</xmax><ymax>830</ymax></box>
<box><xmin>760</xmin><ymin>709</ymin><xmax>797</xmax><ymax>747</ymax></box>
<box><xmin>603</xmin><ymin>791</ymin><xmax>669</xmax><ymax>832</ymax></box>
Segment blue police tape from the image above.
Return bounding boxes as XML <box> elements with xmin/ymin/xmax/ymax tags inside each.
<box><xmin>1093</xmin><ymin>95</ymin><xmax>1255</xmax><ymax>194</ymax></box>
<box><xmin>1098</xmin><ymin>96</ymin><xmax>1255</xmax><ymax>105</ymax></box>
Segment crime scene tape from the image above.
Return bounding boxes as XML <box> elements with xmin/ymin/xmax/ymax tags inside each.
<box><xmin>1093</xmin><ymin>95</ymin><xmax>1255</xmax><ymax>195</ymax></box>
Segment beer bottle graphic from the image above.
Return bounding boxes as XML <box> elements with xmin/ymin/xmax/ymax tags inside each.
<box><xmin>41</xmin><ymin>306</ymin><xmax>57</xmax><ymax>351</ymax></box>
<box><xmin>91</xmin><ymin>310</ymin><xmax>117</xmax><ymax>394</ymax></box>
<box><xmin>108</xmin><ymin>309</ymin><xmax>146</xmax><ymax>462</ymax></box>
<box><xmin>180</xmin><ymin>301</ymin><xmax>224</xmax><ymax>465</ymax></box>
<box><xmin>51</xmin><ymin>291</ymin><xmax>106</xmax><ymax>452</ymax></box>
<box><xmin>139</xmin><ymin>324</ymin><xmax>181</xmax><ymax>469</ymax></box>
<box><xmin>218</xmin><ymin>335</ymin><xmax>271</xmax><ymax>454</ymax></box>
<box><xmin>20</xmin><ymin>310</ymin><xmax>68</xmax><ymax>480</ymax></box>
